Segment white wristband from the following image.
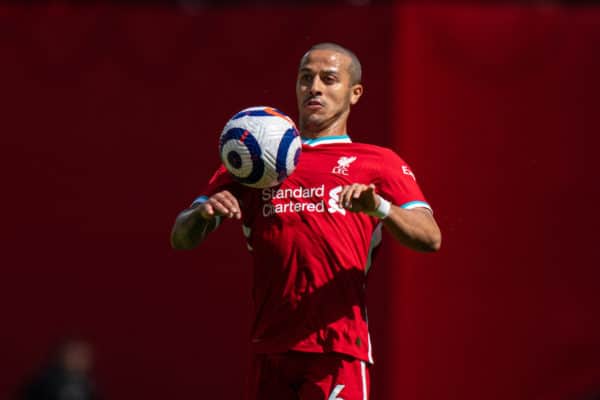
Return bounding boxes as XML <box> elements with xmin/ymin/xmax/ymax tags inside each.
<box><xmin>372</xmin><ymin>195</ymin><xmax>391</xmax><ymax>219</ymax></box>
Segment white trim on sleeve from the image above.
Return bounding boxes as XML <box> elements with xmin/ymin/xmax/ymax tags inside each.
<box><xmin>400</xmin><ymin>200</ymin><xmax>432</xmax><ymax>212</ymax></box>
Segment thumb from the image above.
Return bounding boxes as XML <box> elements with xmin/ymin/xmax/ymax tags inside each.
<box><xmin>198</xmin><ymin>203</ymin><xmax>215</xmax><ymax>219</ymax></box>
<box><xmin>366</xmin><ymin>184</ymin><xmax>380</xmax><ymax>209</ymax></box>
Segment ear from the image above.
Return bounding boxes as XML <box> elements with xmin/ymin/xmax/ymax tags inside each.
<box><xmin>350</xmin><ymin>84</ymin><xmax>363</xmax><ymax>105</ymax></box>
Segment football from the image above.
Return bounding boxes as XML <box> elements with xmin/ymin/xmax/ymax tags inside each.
<box><xmin>219</xmin><ymin>106</ymin><xmax>302</xmax><ymax>188</ymax></box>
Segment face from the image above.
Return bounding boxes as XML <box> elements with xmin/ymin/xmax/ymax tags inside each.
<box><xmin>296</xmin><ymin>49</ymin><xmax>363</xmax><ymax>136</ymax></box>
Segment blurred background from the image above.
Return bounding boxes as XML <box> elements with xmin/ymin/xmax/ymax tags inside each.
<box><xmin>2</xmin><ymin>1</ymin><xmax>600</xmax><ymax>399</ymax></box>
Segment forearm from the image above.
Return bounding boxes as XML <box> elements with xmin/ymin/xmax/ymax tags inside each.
<box><xmin>382</xmin><ymin>206</ymin><xmax>441</xmax><ymax>252</ymax></box>
<box><xmin>171</xmin><ymin>190</ymin><xmax>241</xmax><ymax>250</ymax></box>
<box><xmin>170</xmin><ymin>207</ymin><xmax>218</xmax><ymax>250</ymax></box>
<box><xmin>338</xmin><ymin>183</ymin><xmax>442</xmax><ymax>252</ymax></box>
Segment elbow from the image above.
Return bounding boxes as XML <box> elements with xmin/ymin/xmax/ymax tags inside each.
<box><xmin>170</xmin><ymin>237</ymin><xmax>185</xmax><ymax>250</ymax></box>
<box><xmin>171</xmin><ymin>240</ymin><xmax>189</xmax><ymax>250</ymax></box>
<box><xmin>170</xmin><ymin>235</ymin><xmax>199</xmax><ymax>250</ymax></box>
<box><xmin>425</xmin><ymin>231</ymin><xmax>442</xmax><ymax>253</ymax></box>
<box><xmin>417</xmin><ymin>231</ymin><xmax>441</xmax><ymax>253</ymax></box>
<box><xmin>427</xmin><ymin>235</ymin><xmax>442</xmax><ymax>252</ymax></box>
<box><xmin>421</xmin><ymin>221</ymin><xmax>442</xmax><ymax>252</ymax></box>
<box><xmin>171</xmin><ymin>240</ymin><xmax>196</xmax><ymax>251</ymax></box>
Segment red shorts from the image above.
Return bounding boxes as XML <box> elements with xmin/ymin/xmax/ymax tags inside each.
<box><xmin>247</xmin><ymin>352</ymin><xmax>370</xmax><ymax>400</ymax></box>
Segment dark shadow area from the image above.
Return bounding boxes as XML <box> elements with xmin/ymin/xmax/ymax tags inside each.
<box><xmin>16</xmin><ymin>338</ymin><xmax>101</xmax><ymax>400</ymax></box>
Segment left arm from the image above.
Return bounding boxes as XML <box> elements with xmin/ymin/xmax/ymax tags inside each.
<box><xmin>381</xmin><ymin>205</ymin><xmax>441</xmax><ymax>252</ymax></box>
<box><xmin>339</xmin><ymin>184</ymin><xmax>441</xmax><ymax>252</ymax></box>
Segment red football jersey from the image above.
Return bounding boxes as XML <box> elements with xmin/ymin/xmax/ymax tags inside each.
<box><xmin>199</xmin><ymin>136</ymin><xmax>431</xmax><ymax>363</ymax></box>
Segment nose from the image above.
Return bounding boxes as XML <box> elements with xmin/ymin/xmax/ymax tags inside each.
<box><xmin>309</xmin><ymin>76</ymin><xmax>324</xmax><ymax>96</ymax></box>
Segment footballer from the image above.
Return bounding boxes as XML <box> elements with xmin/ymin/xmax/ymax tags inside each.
<box><xmin>171</xmin><ymin>42</ymin><xmax>441</xmax><ymax>400</ymax></box>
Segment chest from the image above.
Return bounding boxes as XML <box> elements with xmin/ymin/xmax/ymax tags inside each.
<box><xmin>287</xmin><ymin>148</ymin><xmax>379</xmax><ymax>188</ymax></box>
<box><xmin>241</xmin><ymin>146</ymin><xmax>380</xmax><ymax>222</ymax></box>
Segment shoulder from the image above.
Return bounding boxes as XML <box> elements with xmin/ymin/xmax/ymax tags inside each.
<box><xmin>347</xmin><ymin>142</ymin><xmax>405</xmax><ymax>163</ymax></box>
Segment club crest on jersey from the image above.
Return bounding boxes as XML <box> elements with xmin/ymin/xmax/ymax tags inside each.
<box><xmin>332</xmin><ymin>156</ymin><xmax>357</xmax><ymax>175</ymax></box>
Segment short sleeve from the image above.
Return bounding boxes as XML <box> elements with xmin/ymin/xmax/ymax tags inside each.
<box><xmin>375</xmin><ymin>149</ymin><xmax>432</xmax><ymax>212</ymax></box>
<box><xmin>190</xmin><ymin>164</ymin><xmax>239</xmax><ymax>206</ymax></box>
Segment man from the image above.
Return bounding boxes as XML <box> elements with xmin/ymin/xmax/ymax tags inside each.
<box><xmin>171</xmin><ymin>42</ymin><xmax>441</xmax><ymax>400</ymax></box>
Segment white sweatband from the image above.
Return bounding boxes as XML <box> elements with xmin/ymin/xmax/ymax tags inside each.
<box><xmin>372</xmin><ymin>195</ymin><xmax>391</xmax><ymax>219</ymax></box>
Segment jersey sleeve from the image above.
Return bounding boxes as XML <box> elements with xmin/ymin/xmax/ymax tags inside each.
<box><xmin>375</xmin><ymin>149</ymin><xmax>432</xmax><ymax>211</ymax></box>
<box><xmin>190</xmin><ymin>164</ymin><xmax>238</xmax><ymax>206</ymax></box>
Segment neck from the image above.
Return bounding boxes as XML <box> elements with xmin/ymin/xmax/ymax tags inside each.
<box><xmin>300</xmin><ymin>113</ymin><xmax>349</xmax><ymax>139</ymax></box>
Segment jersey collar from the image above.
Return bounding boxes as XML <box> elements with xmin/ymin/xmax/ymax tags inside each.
<box><xmin>301</xmin><ymin>135</ymin><xmax>352</xmax><ymax>147</ymax></box>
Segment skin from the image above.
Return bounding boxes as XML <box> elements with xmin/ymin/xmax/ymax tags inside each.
<box><xmin>296</xmin><ymin>49</ymin><xmax>363</xmax><ymax>138</ymax></box>
<box><xmin>170</xmin><ymin>48</ymin><xmax>441</xmax><ymax>252</ymax></box>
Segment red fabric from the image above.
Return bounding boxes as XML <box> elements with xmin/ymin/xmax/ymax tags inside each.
<box><xmin>248</xmin><ymin>352</ymin><xmax>370</xmax><ymax>400</ymax></box>
<box><xmin>203</xmin><ymin>140</ymin><xmax>430</xmax><ymax>363</ymax></box>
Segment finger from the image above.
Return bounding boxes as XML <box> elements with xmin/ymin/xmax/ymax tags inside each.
<box><xmin>212</xmin><ymin>191</ymin><xmax>242</xmax><ymax>219</ymax></box>
<box><xmin>346</xmin><ymin>186</ymin><xmax>364</xmax><ymax>211</ymax></box>
<box><xmin>214</xmin><ymin>191</ymin><xmax>243</xmax><ymax>215</ymax></box>
<box><xmin>209</xmin><ymin>199</ymin><xmax>235</xmax><ymax>217</ymax></box>
<box><xmin>223</xmin><ymin>193</ymin><xmax>242</xmax><ymax>216</ymax></box>
<box><xmin>341</xmin><ymin>185</ymin><xmax>357</xmax><ymax>208</ymax></box>
<box><xmin>222</xmin><ymin>194</ymin><xmax>242</xmax><ymax>219</ymax></box>
<box><xmin>228</xmin><ymin>197</ymin><xmax>242</xmax><ymax>219</ymax></box>
<box><xmin>216</xmin><ymin>191</ymin><xmax>237</xmax><ymax>204</ymax></box>
<box><xmin>352</xmin><ymin>184</ymin><xmax>367</xmax><ymax>199</ymax></box>
<box><xmin>341</xmin><ymin>185</ymin><xmax>356</xmax><ymax>210</ymax></box>
<box><xmin>358</xmin><ymin>185</ymin><xmax>378</xmax><ymax>211</ymax></box>
<box><xmin>338</xmin><ymin>186</ymin><xmax>351</xmax><ymax>208</ymax></box>
<box><xmin>213</xmin><ymin>195</ymin><xmax>238</xmax><ymax>216</ymax></box>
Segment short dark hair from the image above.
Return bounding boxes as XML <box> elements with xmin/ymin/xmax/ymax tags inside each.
<box><xmin>303</xmin><ymin>42</ymin><xmax>362</xmax><ymax>85</ymax></box>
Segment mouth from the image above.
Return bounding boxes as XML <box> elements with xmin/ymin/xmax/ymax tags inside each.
<box><xmin>303</xmin><ymin>98</ymin><xmax>324</xmax><ymax>111</ymax></box>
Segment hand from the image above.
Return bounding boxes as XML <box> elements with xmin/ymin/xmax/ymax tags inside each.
<box><xmin>338</xmin><ymin>183</ymin><xmax>380</xmax><ymax>214</ymax></box>
<box><xmin>196</xmin><ymin>190</ymin><xmax>241</xmax><ymax>220</ymax></box>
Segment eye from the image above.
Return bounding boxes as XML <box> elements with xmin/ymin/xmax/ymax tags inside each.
<box><xmin>323</xmin><ymin>74</ymin><xmax>338</xmax><ymax>84</ymax></box>
<box><xmin>299</xmin><ymin>74</ymin><xmax>312</xmax><ymax>84</ymax></box>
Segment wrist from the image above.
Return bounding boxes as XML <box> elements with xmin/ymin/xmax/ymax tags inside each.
<box><xmin>370</xmin><ymin>195</ymin><xmax>391</xmax><ymax>219</ymax></box>
<box><xmin>190</xmin><ymin>196</ymin><xmax>216</xmax><ymax>221</ymax></box>
<box><xmin>191</xmin><ymin>196</ymin><xmax>209</xmax><ymax>207</ymax></box>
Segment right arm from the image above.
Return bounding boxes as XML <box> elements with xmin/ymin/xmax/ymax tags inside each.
<box><xmin>170</xmin><ymin>190</ymin><xmax>242</xmax><ymax>250</ymax></box>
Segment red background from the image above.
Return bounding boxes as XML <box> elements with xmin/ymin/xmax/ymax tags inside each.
<box><xmin>1</xmin><ymin>3</ymin><xmax>599</xmax><ymax>400</ymax></box>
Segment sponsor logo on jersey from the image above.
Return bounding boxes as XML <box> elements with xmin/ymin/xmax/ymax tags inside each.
<box><xmin>262</xmin><ymin>185</ymin><xmax>325</xmax><ymax>201</ymax></box>
<box><xmin>261</xmin><ymin>184</ymin><xmax>347</xmax><ymax>217</ymax></box>
<box><xmin>402</xmin><ymin>165</ymin><xmax>416</xmax><ymax>181</ymax></box>
<box><xmin>262</xmin><ymin>199</ymin><xmax>326</xmax><ymax>216</ymax></box>
<box><xmin>332</xmin><ymin>156</ymin><xmax>357</xmax><ymax>175</ymax></box>
<box><xmin>327</xmin><ymin>186</ymin><xmax>346</xmax><ymax>215</ymax></box>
